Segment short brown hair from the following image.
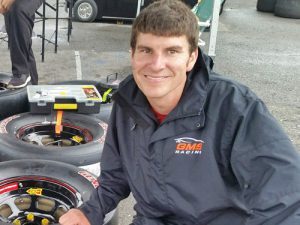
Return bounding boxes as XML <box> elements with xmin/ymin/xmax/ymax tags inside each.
<box><xmin>130</xmin><ymin>0</ymin><xmax>199</xmax><ymax>53</ymax></box>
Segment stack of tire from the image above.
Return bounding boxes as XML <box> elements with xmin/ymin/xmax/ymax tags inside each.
<box><xmin>257</xmin><ymin>0</ymin><xmax>300</xmax><ymax>19</ymax></box>
<box><xmin>0</xmin><ymin>72</ymin><xmax>29</xmax><ymax>120</ymax></box>
<box><xmin>0</xmin><ymin>72</ymin><xmax>121</xmax><ymax>225</ymax></box>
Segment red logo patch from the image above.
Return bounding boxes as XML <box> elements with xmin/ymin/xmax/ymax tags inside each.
<box><xmin>174</xmin><ymin>137</ymin><xmax>204</xmax><ymax>155</ymax></box>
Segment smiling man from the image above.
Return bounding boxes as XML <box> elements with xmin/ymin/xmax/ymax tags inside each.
<box><xmin>131</xmin><ymin>33</ymin><xmax>197</xmax><ymax>115</ymax></box>
<box><xmin>59</xmin><ymin>0</ymin><xmax>300</xmax><ymax>225</ymax></box>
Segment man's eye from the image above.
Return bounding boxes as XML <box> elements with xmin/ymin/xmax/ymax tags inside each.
<box><xmin>140</xmin><ymin>49</ymin><xmax>151</xmax><ymax>53</ymax></box>
<box><xmin>168</xmin><ymin>50</ymin><xmax>178</xmax><ymax>54</ymax></box>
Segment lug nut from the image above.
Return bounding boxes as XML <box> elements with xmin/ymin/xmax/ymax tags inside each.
<box><xmin>27</xmin><ymin>213</ymin><xmax>34</xmax><ymax>221</ymax></box>
<box><xmin>13</xmin><ymin>219</ymin><xmax>21</xmax><ymax>225</ymax></box>
<box><xmin>41</xmin><ymin>218</ymin><xmax>49</xmax><ymax>225</ymax></box>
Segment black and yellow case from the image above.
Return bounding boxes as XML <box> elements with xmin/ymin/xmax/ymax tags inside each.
<box><xmin>27</xmin><ymin>85</ymin><xmax>102</xmax><ymax>114</ymax></box>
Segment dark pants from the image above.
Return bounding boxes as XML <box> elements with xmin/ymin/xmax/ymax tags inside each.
<box><xmin>4</xmin><ymin>0</ymin><xmax>43</xmax><ymax>85</ymax></box>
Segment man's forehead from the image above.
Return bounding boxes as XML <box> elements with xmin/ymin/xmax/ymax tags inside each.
<box><xmin>136</xmin><ymin>33</ymin><xmax>189</xmax><ymax>46</ymax></box>
<box><xmin>137</xmin><ymin>32</ymin><xmax>188</xmax><ymax>39</ymax></box>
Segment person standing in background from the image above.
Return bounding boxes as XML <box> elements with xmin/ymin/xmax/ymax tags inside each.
<box><xmin>0</xmin><ymin>0</ymin><xmax>42</xmax><ymax>88</ymax></box>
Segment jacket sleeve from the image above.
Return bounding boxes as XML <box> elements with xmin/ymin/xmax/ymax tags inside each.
<box><xmin>80</xmin><ymin>105</ymin><xmax>131</xmax><ymax>225</ymax></box>
<box><xmin>231</xmin><ymin>99</ymin><xmax>300</xmax><ymax>224</ymax></box>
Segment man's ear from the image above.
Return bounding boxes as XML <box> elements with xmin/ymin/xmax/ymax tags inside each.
<box><xmin>130</xmin><ymin>48</ymin><xmax>134</xmax><ymax>58</ymax></box>
<box><xmin>187</xmin><ymin>48</ymin><xmax>198</xmax><ymax>72</ymax></box>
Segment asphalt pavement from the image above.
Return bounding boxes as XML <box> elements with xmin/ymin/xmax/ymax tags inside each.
<box><xmin>0</xmin><ymin>0</ymin><xmax>299</xmax><ymax>224</ymax></box>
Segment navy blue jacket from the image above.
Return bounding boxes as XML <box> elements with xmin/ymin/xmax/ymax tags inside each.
<box><xmin>81</xmin><ymin>51</ymin><xmax>300</xmax><ymax>225</ymax></box>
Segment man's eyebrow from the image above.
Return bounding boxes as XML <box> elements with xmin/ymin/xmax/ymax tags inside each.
<box><xmin>136</xmin><ymin>45</ymin><xmax>151</xmax><ymax>49</ymax></box>
<box><xmin>137</xmin><ymin>45</ymin><xmax>183</xmax><ymax>50</ymax></box>
<box><xmin>166</xmin><ymin>45</ymin><xmax>183</xmax><ymax>52</ymax></box>
<box><xmin>166</xmin><ymin>46</ymin><xmax>184</xmax><ymax>51</ymax></box>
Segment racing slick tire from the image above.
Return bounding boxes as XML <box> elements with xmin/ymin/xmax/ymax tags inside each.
<box><xmin>0</xmin><ymin>112</ymin><xmax>107</xmax><ymax>167</ymax></box>
<box><xmin>256</xmin><ymin>0</ymin><xmax>277</xmax><ymax>12</ymax></box>
<box><xmin>0</xmin><ymin>72</ymin><xmax>29</xmax><ymax>121</ymax></box>
<box><xmin>274</xmin><ymin>0</ymin><xmax>300</xmax><ymax>19</ymax></box>
<box><xmin>73</xmin><ymin>0</ymin><xmax>98</xmax><ymax>22</ymax></box>
<box><xmin>94</xmin><ymin>102</ymin><xmax>113</xmax><ymax>124</ymax></box>
<box><xmin>0</xmin><ymin>159</ymin><xmax>117</xmax><ymax>225</ymax></box>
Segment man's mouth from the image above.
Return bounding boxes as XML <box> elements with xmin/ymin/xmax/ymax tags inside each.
<box><xmin>145</xmin><ymin>75</ymin><xmax>169</xmax><ymax>80</ymax></box>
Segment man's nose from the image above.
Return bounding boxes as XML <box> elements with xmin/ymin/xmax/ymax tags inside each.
<box><xmin>149</xmin><ymin>53</ymin><xmax>166</xmax><ymax>70</ymax></box>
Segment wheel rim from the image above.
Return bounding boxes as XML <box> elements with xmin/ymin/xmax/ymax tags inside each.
<box><xmin>77</xmin><ymin>3</ymin><xmax>93</xmax><ymax>19</ymax></box>
<box><xmin>0</xmin><ymin>176</ymin><xmax>82</xmax><ymax>224</ymax></box>
<box><xmin>16</xmin><ymin>123</ymin><xmax>93</xmax><ymax>147</ymax></box>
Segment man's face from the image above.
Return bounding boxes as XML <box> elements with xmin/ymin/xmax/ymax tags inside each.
<box><xmin>131</xmin><ymin>33</ymin><xmax>198</xmax><ymax>104</ymax></box>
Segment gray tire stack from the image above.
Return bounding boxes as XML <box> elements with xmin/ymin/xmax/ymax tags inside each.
<box><xmin>257</xmin><ymin>0</ymin><xmax>300</xmax><ymax>19</ymax></box>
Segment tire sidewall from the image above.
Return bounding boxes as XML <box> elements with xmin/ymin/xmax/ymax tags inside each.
<box><xmin>0</xmin><ymin>73</ymin><xmax>28</xmax><ymax>120</ymax></box>
<box><xmin>0</xmin><ymin>159</ymin><xmax>98</xmax><ymax>202</ymax></box>
<box><xmin>274</xmin><ymin>0</ymin><xmax>300</xmax><ymax>19</ymax></box>
<box><xmin>0</xmin><ymin>159</ymin><xmax>117</xmax><ymax>225</ymax></box>
<box><xmin>73</xmin><ymin>0</ymin><xmax>98</xmax><ymax>22</ymax></box>
<box><xmin>0</xmin><ymin>112</ymin><xmax>107</xmax><ymax>166</ymax></box>
<box><xmin>256</xmin><ymin>0</ymin><xmax>277</xmax><ymax>12</ymax></box>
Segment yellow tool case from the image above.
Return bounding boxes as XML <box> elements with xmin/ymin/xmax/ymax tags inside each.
<box><xmin>27</xmin><ymin>85</ymin><xmax>102</xmax><ymax>114</ymax></box>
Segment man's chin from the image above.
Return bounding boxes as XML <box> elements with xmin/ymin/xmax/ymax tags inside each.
<box><xmin>143</xmin><ymin>91</ymin><xmax>167</xmax><ymax>100</ymax></box>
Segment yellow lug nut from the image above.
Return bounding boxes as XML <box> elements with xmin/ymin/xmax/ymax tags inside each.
<box><xmin>27</xmin><ymin>213</ymin><xmax>34</xmax><ymax>221</ymax></box>
<box><xmin>41</xmin><ymin>218</ymin><xmax>49</xmax><ymax>225</ymax></box>
<box><xmin>13</xmin><ymin>219</ymin><xmax>21</xmax><ymax>225</ymax></box>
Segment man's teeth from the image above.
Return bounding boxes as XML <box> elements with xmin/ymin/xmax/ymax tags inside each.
<box><xmin>146</xmin><ymin>75</ymin><xmax>168</xmax><ymax>79</ymax></box>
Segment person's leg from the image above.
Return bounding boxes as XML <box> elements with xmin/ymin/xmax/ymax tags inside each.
<box><xmin>4</xmin><ymin>13</ymin><xmax>10</xmax><ymax>47</ymax></box>
<box><xmin>6</xmin><ymin>0</ymin><xmax>42</xmax><ymax>88</ymax></box>
<box><xmin>28</xmin><ymin>0</ymin><xmax>43</xmax><ymax>85</ymax></box>
<box><xmin>28</xmin><ymin>46</ymin><xmax>38</xmax><ymax>85</ymax></box>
